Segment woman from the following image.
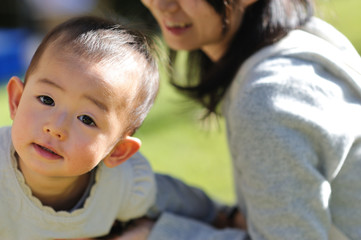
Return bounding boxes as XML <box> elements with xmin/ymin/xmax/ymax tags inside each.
<box><xmin>123</xmin><ymin>0</ymin><xmax>361</xmax><ymax>239</ymax></box>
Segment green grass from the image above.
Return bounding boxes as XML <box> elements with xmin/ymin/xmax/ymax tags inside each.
<box><xmin>1</xmin><ymin>0</ymin><xmax>360</xmax><ymax>204</ymax></box>
<box><xmin>0</xmin><ymin>85</ymin><xmax>11</xmax><ymax>126</ymax></box>
<box><xmin>316</xmin><ymin>0</ymin><xmax>361</xmax><ymax>52</ymax></box>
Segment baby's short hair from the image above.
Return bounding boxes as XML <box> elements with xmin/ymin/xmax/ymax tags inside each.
<box><xmin>25</xmin><ymin>16</ymin><xmax>160</xmax><ymax>136</ymax></box>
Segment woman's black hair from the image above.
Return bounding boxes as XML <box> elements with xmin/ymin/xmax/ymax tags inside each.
<box><xmin>169</xmin><ymin>0</ymin><xmax>314</xmax><ymax>116</ymax></box>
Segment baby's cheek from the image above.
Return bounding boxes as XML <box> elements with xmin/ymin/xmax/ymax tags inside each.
<box><xmin>73</xmin><ymin>145</ymin><xmax>103</xmax><ymax>171</ymax></box>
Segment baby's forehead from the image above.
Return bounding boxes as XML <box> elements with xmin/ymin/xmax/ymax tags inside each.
<box><xmin>38</xmin><ymin>43</ymin><xmax>140</xmax><ymax>93</ymax></box>
<box><xmin>33</xmin><ymin>37</ymin><xmax>145</xmax><ymax>106</ymax></box>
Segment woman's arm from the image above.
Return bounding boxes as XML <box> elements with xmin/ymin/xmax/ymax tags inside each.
<box><xmin>145</xmin><ymin>174</ymin><xmax>248</xmax><ymax>239</ymax></box>
<box><xmin>224</xmin><ymin>56</ymin><xmax>357</xmax><ymax>239</ymax></box>
<box><xmin>148</xmin><ymin>174</ymin><xmax>224</xmax><ymax>223</ymax></box>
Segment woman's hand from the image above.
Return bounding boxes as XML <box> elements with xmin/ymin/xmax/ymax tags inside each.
<box><xmin>231</xmin><ymin>209</ymin><xmax>247</xmax><ymax>230</ymax></box>
<box><xmin>213</xmin><ymin>207</ymin><xmax>247</xmax><ymax>230</ymax></box>
<box><xmin>107</xmin><ymin>218</ymin><xmax>154</xmax><ymax>240</ymax></box>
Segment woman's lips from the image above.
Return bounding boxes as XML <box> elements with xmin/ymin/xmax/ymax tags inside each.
<box><xmin>33</xmin><ymin>143</ymin><xmax>63</xmax><ymax>160</ymax></box>
<box><xmin>164</xmin><ymin>21</ymin><xmax>192</xmax><ymax>35</ymax></box>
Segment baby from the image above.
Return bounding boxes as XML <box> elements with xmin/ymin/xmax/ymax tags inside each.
<box><xmin>0</xmin><ymin>16</ymin><xmax>159</xmax><ymax>239</ymax></box>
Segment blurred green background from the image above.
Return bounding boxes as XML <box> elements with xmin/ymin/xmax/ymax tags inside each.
<box><xmin>0</xmin><ymin>0</ymin><xmax>360</xmax><ymax>204</ymax></box>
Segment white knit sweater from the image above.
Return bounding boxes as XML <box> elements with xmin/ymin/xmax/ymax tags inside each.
<box><xmin>0</xmin><ymin>126</ymin><xmax>156</xmax><ymax>240</ymax></box>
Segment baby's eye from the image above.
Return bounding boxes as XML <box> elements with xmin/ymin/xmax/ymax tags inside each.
<box><xmin>37</xmin><ymin>95</ymin><xmax>54</xmax><ymax>106</ymax></box>
<box><xmin>78</xmin><ymin>115</ymin><xmax>96</xmax><ymax>127</ymax></box>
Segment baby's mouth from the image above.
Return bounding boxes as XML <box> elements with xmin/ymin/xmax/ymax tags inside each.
<box><xmin>35</xmin><ymin>144</ymin><xmax>62</xmax><ymax>157</ymax></box>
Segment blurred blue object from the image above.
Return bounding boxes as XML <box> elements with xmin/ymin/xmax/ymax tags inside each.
<box><xmin>0</xmin><ymin>28</ymin><xmax>28</xmax><ymax>84</ymax></box>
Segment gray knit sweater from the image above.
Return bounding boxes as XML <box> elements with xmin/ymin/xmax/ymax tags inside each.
<box><xmin>149</xmin><ymin>17</ymin><xmax>361</xmax><ymax>240</ymax></box>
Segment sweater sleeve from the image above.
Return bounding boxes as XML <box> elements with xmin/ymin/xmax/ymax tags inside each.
<box><xmin>147</xmin><ymin>173</ymin><xmax>225</xmax><ymax>223</ymax></box>
<box><xmin>148</xmin><ymin>212</ymin><xmax>247</xmax><ymax>240</ymax></box>
<box><xmin>147</xmin><ymin>174</ymin><xmax>249</xmax><ymax>240</ymax></box>
<box><xmin>224</xmin><ymin>56</ymin><xmax>359</xmax><ymax>240</ymax></box>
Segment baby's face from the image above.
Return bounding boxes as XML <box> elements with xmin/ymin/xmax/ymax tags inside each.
<box><xmin>10</xmin><ymin>45</ymin><xmax>137</xmax><ymax>178</ymax></box>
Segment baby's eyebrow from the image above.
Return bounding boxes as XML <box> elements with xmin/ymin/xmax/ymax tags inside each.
<box><xmin>38</xmin><ymin>78</ymin><xmax>64</xmax><ymax>91</ymax></box>
<box><xmin>83</xmin><ymin>94</ymin><xmax>109</xmax><ymax>112</ymax></box>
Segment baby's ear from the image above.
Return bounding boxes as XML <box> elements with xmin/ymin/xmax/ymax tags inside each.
<box><xmin>7</xmin><ymin>76</ymin><xmax>24</xmax><ymax>120</ymax></box>
<box><xmin>103</xmin><ymin>136</ymin><xmax>141</xmax><ymax>168</ymax></box>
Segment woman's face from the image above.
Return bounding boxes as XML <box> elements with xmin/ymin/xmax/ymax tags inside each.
<box><xmin>141</xmin><ymin>0</ymin><xmax>255</xmax><ymax>61</ymax></box>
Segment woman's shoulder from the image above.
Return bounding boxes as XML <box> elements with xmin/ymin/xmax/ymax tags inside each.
<box><xmin>237</xmin><ymin>17</ymin><xmax>361</xmax><ymax>84</ymax></box>
<box><xmin>225</xmin><ymin>17</ymin><xmax>361</xmax><ymax>114</ymax></box>
<box><xmin>225</xmin><ymin>56</ymin><xmax>342</xmax><ymax>116</ymax></box>
<box><xmin>223</xmin><ymin>41</ymin><xmax>361</xmax><ymax>142</ymax></box>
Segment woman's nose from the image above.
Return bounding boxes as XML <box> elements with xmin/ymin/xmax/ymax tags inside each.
<box><xmin>157</xmin><ymin>0</ymin><xmax>179</xmax><ymax>13</ymax></box>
